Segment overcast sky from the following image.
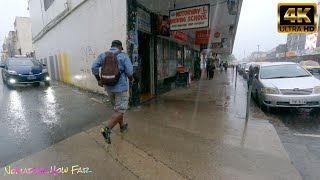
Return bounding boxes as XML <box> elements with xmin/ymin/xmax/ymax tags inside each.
<box><xmin>0</xmin><ymin>0</ymin><xmax>317</xmax><ymax>59</ymax></box>
<box><xmin>233</xmin><ymin>0</ymin><xmax>316</xmax><ymax>59</ymax></box>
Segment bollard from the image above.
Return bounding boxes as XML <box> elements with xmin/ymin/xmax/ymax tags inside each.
<box><xmin>235</xmin><ymin>66</ymin><xmax>238</xmax><ymax>88</ymax></box>
<box><xmin>246</xmin><ymin>65</ymin><xmax>254</xmax><ymax>121</ymax></box>
<box><xmin>246</xmin><ymin>85</ymin><xmax>252</xmax><ymax>121</ymax></box>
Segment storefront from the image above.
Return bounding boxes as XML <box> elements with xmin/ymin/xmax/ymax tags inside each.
<box><xmin>127</xmin><ymin>0</ymin><xmax>201</xmax><ymax>104</ymax></box>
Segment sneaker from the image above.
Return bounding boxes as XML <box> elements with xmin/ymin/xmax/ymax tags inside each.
<box><xmin>100</xmin><ymin>127</ymin><xmax>111</xmax><ymax>144</ymax></box>
<box><xmin>120</xmin><ymin>123</ymin><xmax>128</xmax><ymax>133</ymax></box>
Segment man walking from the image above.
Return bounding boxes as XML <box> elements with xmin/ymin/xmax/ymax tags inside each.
<box><xmin>92</xmin><ymin>40</ymin><xmax>133</xmax><ymax>144</ymax></box>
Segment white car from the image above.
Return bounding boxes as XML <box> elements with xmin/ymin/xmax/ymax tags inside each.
<box><xmin>251</xmin><ymin>62</ymin><xmax>320</xmax><ymax>108</ymax></box>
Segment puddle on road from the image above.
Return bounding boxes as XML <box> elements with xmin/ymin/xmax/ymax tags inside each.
<box><xmin>266</xmin><ymin>108</ymin><xmax>320</xmax><ymax>134</ymax></box>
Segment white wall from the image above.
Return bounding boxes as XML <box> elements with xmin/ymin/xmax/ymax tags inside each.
<box><xmin>28</xmin><ymin>0</ymin><xmax>44</xmax><ymax>37</ymax></box>
<box><xmin>29</xmin><ymin>0</ymin><xmax>70</xmax><ymax>36</ymax></box>
<box><xmin>43</xmin><ymin>0</ymin><xmax>68</xmax><ymax>25</ymax></box>
<box><xmin>15</xmin><ymin>17</ymin><xmax>33</xmax><ymax>55</ymax></box>
<box><xmin>29</xmin><ymin>0</ymin><xmax>127</xmax><ymax>93</ymax></box>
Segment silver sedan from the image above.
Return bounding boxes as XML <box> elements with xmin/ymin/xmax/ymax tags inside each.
<box><xmin>251</xmin><ymin>62</ymin><xmax>320</xmax><ymax>108</ymax></box>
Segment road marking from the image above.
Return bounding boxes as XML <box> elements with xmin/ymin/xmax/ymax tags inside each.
<box><xmin>91</xmin><ymin>98</ymin><xmax>103</xmax><ymax>104</ymax></box>
<box><xmin>294</xmin><ymin>133</ymin><xmax>320</xmax><ymax>138</ymax></box>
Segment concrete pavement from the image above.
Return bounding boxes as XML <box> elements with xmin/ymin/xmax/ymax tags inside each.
<box><xmin>0</xmin><ymin>70</ymin><xmax>302</xmax><ymax>180</ymax></box>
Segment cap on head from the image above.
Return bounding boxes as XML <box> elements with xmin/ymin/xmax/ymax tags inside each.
<box><xmin>111</xmin><ymin>40</ymin><xmax>123</xmax><ymax>50</ymax></box>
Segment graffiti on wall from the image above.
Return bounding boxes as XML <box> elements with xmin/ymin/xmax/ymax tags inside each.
<box><xmin>79</xmin><ymin>46</ymin><xmax>96</xmax><ymax>77</ymax></box>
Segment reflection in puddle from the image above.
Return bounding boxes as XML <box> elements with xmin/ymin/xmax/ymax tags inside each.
<box><xmin>8</xmin><ymin>91</ymin><xmax>29</xmax><ymax>137</ymax></box>
<box><xmin>40</xmin><ymin>87</ymin><xmax>61</xmax><ymax>127</ymax></box>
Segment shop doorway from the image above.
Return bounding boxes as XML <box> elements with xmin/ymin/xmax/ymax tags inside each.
<box><xmin>138</xmin><ymin>31</ymin><xmax>153</xmax><ymax>102</ymax></box>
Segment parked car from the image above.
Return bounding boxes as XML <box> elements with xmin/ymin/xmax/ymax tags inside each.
<box><xmin>238</xmin><ymin>63</ymin><xmax>246</xmax><ymax>75</ymax></box>
<box><xmin>299</xmin><ymin>60</ymin><xmax>320</xmax><ymax>74</ymax></box>
<box><xmin>251</xmin><ymin>62</ymin><xmax>320</xmax><ymax>109</ymax></box>
<box><xmin>0</xmin><ymin>57</ymin><xmax>50</xmax><ymax>88</ymax></box>
<box><xmin>242</xmin><ymin>63</ymin><xmax>253</xmax><ymax>79</ymax></box>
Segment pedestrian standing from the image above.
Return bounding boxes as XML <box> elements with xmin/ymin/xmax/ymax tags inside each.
<box><xmin>194</xmin><ymin>57</ymin><xmax>201</xmax><ymax>80</ymax></box>
<box><xmin>208</xmin><ymin>58</ymin><xmax>215</xmax><ymax>79</ymax></box>
<box><xmin>92</xmin><ymin>40</ymin><xmax>133</xmax><ymax>144</ymax></box>
<box><xmin>206</xmin><ymin>58</ymin><xmax>212</xmax><ymax>79</ymax></box>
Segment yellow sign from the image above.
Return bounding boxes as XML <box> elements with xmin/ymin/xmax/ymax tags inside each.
<box><xmin>278</xmin><ymin>3</ymin><xmax>317</xmax><ymax>33</ymax></box>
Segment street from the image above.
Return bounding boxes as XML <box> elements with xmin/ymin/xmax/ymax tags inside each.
<box><xmin>0</xmin><ymin>72</ymin><xmax>112</xmax><ymax>168</ymax></box>
<box><xmin>265</xmin><ymin>73</ymin><xmax>320</xmax><ymax>180</ymax></box>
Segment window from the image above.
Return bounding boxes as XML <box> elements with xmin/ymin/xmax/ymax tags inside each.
<box><xmin>43</xmin><ymin>0</ymin><xmax>55</xmax><ymax>10</ymax></box>
<box><xmin>8</xmin><ymin>58</ymin><xmax>40</xmax><ymax>66</ymax></box>
<box><xmin>260</xmin><ymin>64</ymin><xmax>310</xmax><ymax>79</ymax></box>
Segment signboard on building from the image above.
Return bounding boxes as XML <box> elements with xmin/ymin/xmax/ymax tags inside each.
<box><xmin>286</xmin><ymin>51</ymin><xmax>296</xmax><ymax>57</ymax></box>
<box><xmin>171</xmin><ymin>31</ymin><xmax>188</xmax><ymax>44</ymax></box>
<box><xmin>170</xmin><ymin>31</ymin><xmax>195</xmax><ymax>45</ymax></box>
<box><xmin>305</xmin><ymin>33</ymin><xmax>318</xmax><ymax>49</ymax></box>
<box><xmin>158</xmin><ymin>15</ymin><xmax>170</xmax><ymax>36</ymax></box>
<box><xmin>170</xmin><ymin>5</ymin><xmax>210</xmax><ymax>31</ymax></box>
<box><xmin>195</xmin><ymin>29</ymin><xmax>210</xmax><ymax>45</ymax></box>
<box><xmin>137</xmin><ymin>8</ymin><xmax>151</xmax><ymax>33</ymax></box>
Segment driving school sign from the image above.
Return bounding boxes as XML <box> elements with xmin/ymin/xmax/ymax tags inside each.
<box><xmin>170</xmin><ymin>5</ymin><xmax>210</xmax><ymax>31</ymax></box>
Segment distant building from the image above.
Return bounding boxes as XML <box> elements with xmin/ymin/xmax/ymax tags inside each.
<box><xmin>286</xmin><ymin>34</ymin><xmax>306</xmax><ymax>51</ymax></box>
<box><xmin>276</xmin><ymin>44</ymin><xmax>287</xmax><ymax>53</ymax></box>
<box><xmin>14</xmin><ymin>17</ymin><xmax>33</xmax><ymax>56</ymax></box>
<box><xmin>1</xmin><ymin>17</ymin><xmax>33</xmax><ymax>60</ymax></box>
<box><xmin>266</xmin><ymin>48</ymin><xmax>276</xmax><ymax>59</ymax></box>
<box><xmin>3</xmin><ymin>31</ymin><xmax>17</xmax><ymax>58</ymax></box>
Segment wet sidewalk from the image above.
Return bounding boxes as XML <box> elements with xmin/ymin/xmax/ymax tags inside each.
<box><xmin>0</xmin><ymin>70</ymin><xmax>302</xmax><ymax>180</ymax></box>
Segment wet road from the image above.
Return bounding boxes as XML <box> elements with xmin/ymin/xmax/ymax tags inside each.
<box><xmin>0</xmin><ymin>73</ymin><xmax>112</xmax><ymax>168</ymax></box>
<box><xmin>238</xmin><ymin>73</ymin><xmax>320</xmax><ymax>180</ymax></box>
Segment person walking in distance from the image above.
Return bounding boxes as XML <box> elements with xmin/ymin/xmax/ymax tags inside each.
<box><xmin>206</xmin><ymin>58</ymin><xmax>212</xmax><ymax>79</ymax></box>
<box><xmin>92</xmin><ymin>40</ymin><xmax>133</xmax><ymax>144</ymax></box>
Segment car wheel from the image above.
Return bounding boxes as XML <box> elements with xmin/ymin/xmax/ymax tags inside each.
<box><xmin>33</xmin><ymin>82</ymin><xmax>40</xmax><ymax>87</ymax></box>
<box><xmin>45</xmin><ymin>81</ymin><xmax>50</xmax><ymax>86</ymax></box>
<box><xmin>256</xmin><ymin>92</ymin><xmax>266</xmax><ymax>111</ymax></box>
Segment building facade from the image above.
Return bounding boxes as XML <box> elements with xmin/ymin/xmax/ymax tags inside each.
<box><xmin>286</xmin><ymin>34</ymin><xmax>306</xmax><ymax>52</ymax></box>
<box><xmin>14</xmin><ymin>17</ymin><xmax>33</xmax><ymax>56</ymax></box>
<box><xmin>1</xmin><ymin>17</ymin><xmax>34</xmax><ymax>60</ymax></box>
<box><xmin>28</xmin><ymin>0</ymin><xmax>242</xmax><ymax>100</ymax></box>
<box><xmin>3</xmin><ymin>31</ymin><xmax>17</xmax><ymax>58</ymax></box>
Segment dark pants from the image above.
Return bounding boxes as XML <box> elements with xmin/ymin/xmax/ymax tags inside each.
<box><xmin>207</xmin><ymin>68</ymin><xmax>210</xmax><ymax>78</ymax></box>
<box><xmin>209</xmin><ymin>69</ymin><xmax>214</xmax><ymax>79</ymax></box>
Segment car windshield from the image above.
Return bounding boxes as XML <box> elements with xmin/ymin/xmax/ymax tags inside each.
<box><xmin>8</xmin><ymin>58</ymin><xmax>41</xmax><ymax>66</ymax></box>
<box><xmin>260</xmin><ymin>64</ymin><xmax>311</xmax><ymax>79</ymax></box>
<box><xmin>301</xmin><ymin>61</ymin><xmax>320</xmax><ymax>66</ymax></box>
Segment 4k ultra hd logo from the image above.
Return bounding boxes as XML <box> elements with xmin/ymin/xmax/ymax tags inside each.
<box><xmin>278</xmin><ymin>3</ymin><xmax>317</xmax><ymax>33</ymax></box>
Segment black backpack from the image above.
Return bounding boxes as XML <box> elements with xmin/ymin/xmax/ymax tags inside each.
<box><xmin>100</xmin><ymin>51</ymin><xmax>121</xmax><ymax>86</ymax></box>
